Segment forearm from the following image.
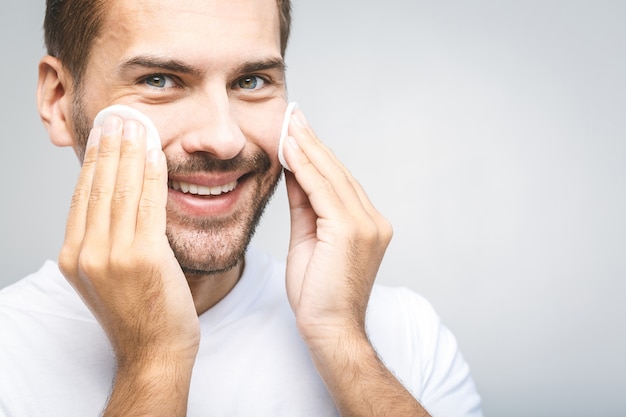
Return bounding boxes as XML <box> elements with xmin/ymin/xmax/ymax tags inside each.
<box><xmin>103</xmin><ymin>353</ymin><xmax>196</xmax><ymax>417</ymax></box>
<box><xmin>308</xmin><ymin>332</ymin><xmax>431</xmax><ymax>417</ymax></box>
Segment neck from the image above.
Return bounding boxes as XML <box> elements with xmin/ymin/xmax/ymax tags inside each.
<box><xmin>186</xmin><ymin>259</ymin><xmax>244</xmax><ymax>315</ymax></box>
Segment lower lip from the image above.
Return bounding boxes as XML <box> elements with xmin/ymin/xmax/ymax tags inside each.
<box><xmin>167</xmin><ymin>180</ymin><xmax>244</xmax><ymax>218</ymax></box>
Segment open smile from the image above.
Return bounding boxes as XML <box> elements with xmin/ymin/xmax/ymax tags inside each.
<box><xmin>169</xmin><ymin>179</ymin><xmax>238</xmax><ymax>196</ymax></box>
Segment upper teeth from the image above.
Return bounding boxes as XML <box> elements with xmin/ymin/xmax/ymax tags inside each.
<box><xmin>170</xmin><ymin>180</ymin><xmax>237</xmax><ymax>196</ymax></box>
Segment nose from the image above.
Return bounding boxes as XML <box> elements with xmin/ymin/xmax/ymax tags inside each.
<box><xmin>179</xmin><ymin>94</ymin><xmax>246</xmax><ymax>160</ymax></box>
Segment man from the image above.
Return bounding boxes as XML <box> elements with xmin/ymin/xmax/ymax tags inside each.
<box><xmin>0</xmin><ymin>0</ymin><xmax>483</xmax><ymax>416</ymax></box>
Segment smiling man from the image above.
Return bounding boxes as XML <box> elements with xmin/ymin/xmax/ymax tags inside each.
<box><xmin>0</xmin><ymin>0</ymin><xmax>483</xmax><ymax>416</ymax></box>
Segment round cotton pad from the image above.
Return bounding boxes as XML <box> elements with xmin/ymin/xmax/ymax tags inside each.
<box><xmin>93</xmin><ymin>105</ymin><xmax>161</xmax><ymax>151</ymax></box>
<box><xmin>278</xmin><ymin>101</ymin><xmax>298</xmax><ymax>171</ymax></box>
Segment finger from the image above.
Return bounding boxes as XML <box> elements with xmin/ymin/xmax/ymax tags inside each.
<box><xmin>285</xmin><ymin>112</ymin><xmax>393</xmax><ymax>250</ymax></box>
<box><xmin>83</xmin><ymin>115</ymin><xmax>123</xmax><ymax>243</ymax></box>
<box><xmin>59</xmin><ymin>128</ymin><xmax>101</xmax><ymax>276</ymax></box>
<box><xmin>109</xmin><ymin>120</ymin><xmax>147</xmax><ymax>244</ymax></box>
<box><xmin>283</xmin><ymin>132</ymin><xmax>346</xmax><ymax>221</ymax></box>
<box><xmin>284</xmin><ymin>170</ymin><xmax>317</xmax><ymax>247</ymax></box>
<box><xmin>285</xmin><ymin>111</ymin><xmax>366</xmax><ymax>220</ymax></box>
<box><xmin>288</xmin><ymin>110</ymin><xmax>387</xmax><ymax>226</ymax></box>
<box><xmin>135</xmin><ymin>148</ymin><xmax>168</xmax><ymax>241</ymax></box>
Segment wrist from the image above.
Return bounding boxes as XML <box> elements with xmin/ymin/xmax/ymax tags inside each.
<box><xmin>105</xmin><ymin>350</ymin><xmax>198</xmax><ymax>417</ymax></box>
<box><xmin>115</xmin><ymin>344</ymin><xmax>199</xmax><ymax>376</ymax></box>
<box><xmin>302</xmin><ymin>323</ymin><xmax>374</xmax><ymax>368</ymax></box>
<box><xmin>297</xmin><ymin>313</ymin><xmax>369</xmax><ymax>349</ymax></box>
<box><xmin>302</xmin><ymin>328</ymin><xmax>429</xmax><ymax>417</ymax></box>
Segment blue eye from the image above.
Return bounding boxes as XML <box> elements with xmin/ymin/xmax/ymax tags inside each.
<box><xmin>144</xmin><ymin>74</ymin><xmax>173</xmax><ymax>88</ymax></box>
<box><xmin>238</xmin><ymin>76</ymin><xmax>265</xmax><ymax>90</ymax></box>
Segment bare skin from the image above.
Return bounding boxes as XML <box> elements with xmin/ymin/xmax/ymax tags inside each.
<box><xmin>37</xmin><ymin>0</ymin><xmax>432</xmax><ymax>415</ymax></box>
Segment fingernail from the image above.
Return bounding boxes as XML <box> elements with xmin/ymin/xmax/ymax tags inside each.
<box><xmin>291</xmin><ymin>108</ymin><xmax>308</xmax><ymax>128</ymax></box>
<box><xmin>102</xmin><ymin>115</ymin><xmax>121</xmax><ymax>136</ymax></box>
<box><xmin>86</xmin><ymin>127</ymin><xmax>101</xmax><ymax>149</ymax></box>
<box><xmin>146</xmin><ymin>148</ymin><xmax>162</xmax><ymax>165</ymax></box>
<box><xmin>123</xmin><ymin>120</ymin><xmax>141</xmax><ymax>141</ymax></box>
<box><xmin>287</xmin><ymin>135</ymin><xmax>299</xmax><ymax>150</ymax></box>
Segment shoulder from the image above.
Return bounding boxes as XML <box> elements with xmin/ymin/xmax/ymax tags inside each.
<box><xmin>367</xmin><ymin>285</ymin><xmax>443</xmax><ymax>351</ymax></box>
<box><xmin>0</xmin><ymin>261</ymin><xmax>78</xmax><ymax>311</ymax></box>
<box><xmin>366</xmin><ymin>285</ymin><xmax>444</xmax><ymax>365</ymax></box>
<box><xmin>367</xmin><ymin>285</ymin><xmax>484</xmax><ymax>417</ymax></box>
<box><xmin>0</xmin><ymin>260</ymin><xmax>95</xmax><ymax>333</ymax></box>
<box><xmin>369</xmin><ymin>284</ymin><xmax>441</xmax><ymax>325</ymax></box>
<box><xmin>0</xmin><ymin>262</ymin><xmax>111</xmax><ymax>415</ymax></box>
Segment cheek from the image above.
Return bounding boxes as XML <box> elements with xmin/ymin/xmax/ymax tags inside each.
<box><xmin>140</xmin><ymin>103</ymin><xmax>183</xmax><ymax>149</ymax></box>
<box><xmin>236</xmin><ymin>102</ymin><xmax>286</xmax><ymax>158</ymax></box>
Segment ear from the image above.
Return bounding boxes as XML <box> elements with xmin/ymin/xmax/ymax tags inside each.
<box><xmin>37</xmin><ymin>55</ymin><xmax>75</xmax><ymax>147</ymax></box>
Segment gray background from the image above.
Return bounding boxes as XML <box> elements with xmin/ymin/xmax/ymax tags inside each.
<box><xmin>2</xmin><ymin>1</ymin><xmax>625</xmax><ymax>416</ymax></box>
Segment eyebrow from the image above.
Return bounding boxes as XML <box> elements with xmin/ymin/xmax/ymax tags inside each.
<box><xmin>239</xmin><ymin>57</ymin><xmax>286</xmax><ymax>75</ymax></box>
<box><xmin>117</xmin><ymin>55</ymin><xmax>286</xmax><ymax>77</ymax></box>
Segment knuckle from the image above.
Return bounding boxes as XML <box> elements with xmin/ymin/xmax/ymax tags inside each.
<box><xmin>137</xmin><ymin>196</ymin><xmax>162</xmax><ymax>221</ymax></box>
<box><xmin>314</xmin><ymin>176</ymin><xmax>334</xmax><ymax>196</ymax></box>
<box><xmin>69</xmin><ymin>186</ymin><xmax>91</xmax><ymax>209</ymax></box>
<box><xmin>97</xmin><ymin>144</ymin><xmax>119</xmax><ymax>159</ymax></box>
<box><xmin>351</xmin><ymin>215</ymin><xmax>393</xmax><ymax>248</ymax></box>
<box><xmin>88</xmin><ymin>185</ymin><xmax>113</xmax><ymax>203</ymax></box>
<box><xmin>57</xmin><ymin>245</ymin><xmax>78</xmax><ymax>278</ymax></box>
<box><xmin>378</xmin><ymin>217</ymin><xmax>394</xmax><ymax>244</ymax></box>
<box><xmin>120</xmin><ymin>138</ymin><xmax>142</xmax><ymax>156</ymax></box>
<box><xmin>112</xmin><ymin>184</ymin><xmax>139</xmax><ymax>203</ymax></box>
<box><xmin>138</xmin><ymin>195</ymin><xmax>159</xmax><ymax>210</ymax></box>
<box><xmin>82</xmin><ymin>148</ymin><xmax>98</xmax><ymax>164</ymax></box>
<box><xmin>77</xmin><ymin>247</ymin><xmax>107</xmax><ymax>277</ymax></box>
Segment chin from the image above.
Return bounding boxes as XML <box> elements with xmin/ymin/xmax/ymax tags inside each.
<box><xmin>166</xmin><ymin>213</ymin><xmax>257</xmax><ymax>277</ymax></box>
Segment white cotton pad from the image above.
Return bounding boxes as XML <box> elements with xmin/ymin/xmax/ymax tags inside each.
<box><xmin>278</xmin><ymin>101</ymin><xmax>298</xmax><ymax>171</ymax></box>
<box><xmin>93</xmin><ymin>104</ymin><xmax>161</xmax><ymax>151</ymax></box>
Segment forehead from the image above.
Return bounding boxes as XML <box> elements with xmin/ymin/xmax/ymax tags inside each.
<box><xmin>96</xmin><ymin>0</ymin><xmax>281</xmax><ymax>64</ymax></box>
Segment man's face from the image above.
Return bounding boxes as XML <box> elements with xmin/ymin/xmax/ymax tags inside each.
<box><xmin>71</xmin><ymin>0</ymin><xmax>287</xmax><ymax>275</ymax></box>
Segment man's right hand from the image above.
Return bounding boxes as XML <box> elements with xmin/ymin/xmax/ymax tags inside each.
<box><xmin>58</xmin><ymin>115</ymin><xmax>199</xmax><ymax>416</ymax></box>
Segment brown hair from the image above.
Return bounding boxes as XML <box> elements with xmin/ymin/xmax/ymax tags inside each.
<box><xmin>44</xmin><ymin>0</ymin><xmax>293</xmax><ymax>85</ymax></box>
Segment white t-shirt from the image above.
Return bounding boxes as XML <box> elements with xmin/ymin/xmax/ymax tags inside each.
<box><xmin>0</xmin><ymin>247</ymin><xmax>483</xmax><ymax>417</ymax></box>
